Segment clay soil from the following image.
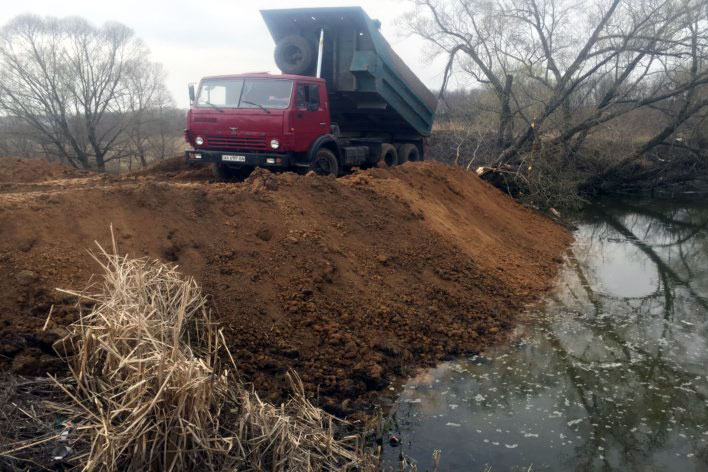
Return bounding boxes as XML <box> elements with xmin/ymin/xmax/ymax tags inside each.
<box><xmin>0</xmin><ymin>157</ymin><xmax>571</xmax><ymax>418</ymax></box>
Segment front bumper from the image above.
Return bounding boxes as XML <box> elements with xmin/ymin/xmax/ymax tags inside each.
<box><xmin>185</xmin><ymin>149</ymin><xmax>292</xmax><ymax>168</ymax></box>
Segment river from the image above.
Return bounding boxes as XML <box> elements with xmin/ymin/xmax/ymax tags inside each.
<box><xmin>382</xmin><ymin>199</ymin><xmax>708</xmax><ymax>471</ymax></box>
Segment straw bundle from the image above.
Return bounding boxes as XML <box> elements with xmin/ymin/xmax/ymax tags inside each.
<box><xmin>53</xmin><ymin>236</ymin><xmax>231</xmax><ymax>470</ymax></box>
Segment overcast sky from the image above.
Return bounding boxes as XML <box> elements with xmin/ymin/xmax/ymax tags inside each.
<box><xmin>1</xmin><ymin>0</ymin><xmax>451</xmax><ymax>108</ymax></box>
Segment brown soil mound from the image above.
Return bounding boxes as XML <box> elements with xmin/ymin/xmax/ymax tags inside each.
<box><xmin>0</xmin><ymin>158</ymin><xmax>570</xmax><ymax>417</ymax></box>
<box><xmin>0</xmin><ymin>157</ymin><xmax>86</xmax><ymax>183</ymax></box>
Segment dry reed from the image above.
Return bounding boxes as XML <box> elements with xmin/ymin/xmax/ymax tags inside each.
<box><xmin>228</xmin><ymin>371</ymin><xmax>372</xmax><ymax>471</ymax></box>
<box><xmin>0</xmin><ymin>230</ymin><xmax>377</xmax><ymax>470</ymax></box>
<box><xmin>52</xmin><ymin>233</ymin><xmax>232</xmax><ymax>470</ymax></box>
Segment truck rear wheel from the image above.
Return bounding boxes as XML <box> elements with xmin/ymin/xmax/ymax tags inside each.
<box><xmin>274</xmin><ymin>35</ymin><xmax>314</xmax><ymax>75</ymax></box>
<box><xmin>309</xmin><ymin>148</ymin><xmax>339</xmax><ymax>176</ymax></box>
<box><xmin>380</xmin><ymin>143</ymin><xmax>398</xmax><ymax>167</ymax></box>
<box><xmin>397</xmin><ymin>143</ymin><xmax>420</xmax><ymax>164</ymax></box>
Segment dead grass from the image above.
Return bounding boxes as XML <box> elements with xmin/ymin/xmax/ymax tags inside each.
<box><xmin>52</xmin><ymin>232</ymin><xmax>231</xmax><ymax>470</ymax></box>
<box><xmin>229</xmin><ymin>372</ymin><xmax>372</xmax><ymax>470</ymax></box>
<box><xmin>0</xmin><ymin>230</ymin><xmax>377</xmax><ymax>471</ymax></box>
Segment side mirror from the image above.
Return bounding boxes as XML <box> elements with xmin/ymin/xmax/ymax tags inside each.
<box><xmin>188</xmin><ymin>84</ymin><xmax>196</xmax><ymax>104</ymax></box>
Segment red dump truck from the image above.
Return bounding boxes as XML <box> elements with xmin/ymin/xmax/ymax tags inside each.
<box><xmin>184</xmin><ymin>7</ymin><xmax>437</xmax><ymax>178</ymax></box>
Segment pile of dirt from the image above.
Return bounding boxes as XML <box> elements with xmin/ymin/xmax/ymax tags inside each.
<box><xmin>0</xmin><ymin>157</ymin><xmax>571</xmax><ymax>418</ymax></box>
<box><xmin>0</xmin><ymin>157</ymin><xmax>86</xmax><ymax>183</ymax></box>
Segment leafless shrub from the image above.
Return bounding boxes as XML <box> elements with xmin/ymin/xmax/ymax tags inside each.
<box><xmin>520</xmin><ymin>145</ymin><xmax>589</xmax><ymax>209</ymax></box>
<box><xmin>431</xmin><ymin>121</ymin><xmax>497</xmax><ymax>169</ymax></box>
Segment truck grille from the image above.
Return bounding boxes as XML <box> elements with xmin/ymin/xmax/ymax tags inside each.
<box><xmin>206</xmin><ymin>136</ymin><xmax>267</xmax><ymax>150</ymax></box>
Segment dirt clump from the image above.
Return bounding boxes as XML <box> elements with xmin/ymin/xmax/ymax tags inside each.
<box><xmin>0</xmin><ymin>157</ymin><xmax>571</xmax><ymax>418</ymax></box>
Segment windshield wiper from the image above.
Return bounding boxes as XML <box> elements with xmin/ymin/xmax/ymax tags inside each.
<box><xmin>205</xmin><ymin>101</ymin><xmax>224</xmax><ymax>113</ymax></box>
<box><xmin>240</xmin><ymin>100</ymin><xmax>272</xmax><ymax>114</ymax></box>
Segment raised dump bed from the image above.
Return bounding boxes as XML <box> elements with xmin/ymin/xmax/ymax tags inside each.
<box><xmin>261</xmin><ymin>7</ymin><xmax>437</xmax><ymax>139</ymax></box>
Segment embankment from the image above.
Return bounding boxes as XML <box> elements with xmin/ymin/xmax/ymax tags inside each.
<box><xmin>0</xmin><ymin>157</ymin><xmax>571</xmax><ymax>417</ymax></box>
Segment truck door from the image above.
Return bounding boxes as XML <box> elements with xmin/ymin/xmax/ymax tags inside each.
<box><xmin>293</xmin><ymin>83</ymin><xmax>329</xmax><ymax>152</ymax></box>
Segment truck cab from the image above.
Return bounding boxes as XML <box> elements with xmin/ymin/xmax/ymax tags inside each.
<box><xmin>186</xmin><ymin>73</ymin><xmax>339</xmax><ymax>178</ymax></box>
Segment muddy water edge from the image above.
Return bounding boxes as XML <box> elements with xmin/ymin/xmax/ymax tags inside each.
<box><xmin>382</xmin><ymin>198</ymin><xmax>708</xmax><ymax>471</ymax></box>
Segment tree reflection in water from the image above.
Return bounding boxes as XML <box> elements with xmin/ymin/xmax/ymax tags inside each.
<box><xmin>383</xmin><ymin>199</ymin><xmax>708</xmax><ymax>471</ymax></box>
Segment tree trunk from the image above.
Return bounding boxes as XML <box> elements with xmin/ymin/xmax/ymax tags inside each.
<box><xmin>138</xmin><ymin>147</ymin><xmax>147</xmax><ymax>168</ymax></box>
<box><xmin>95</xmin><ymin>153</ymin><xmax>106</xmax><ymax>172</ymax></box>
<box><xmin>73</xmin><ymin>149</ymin><xmax>91</xmax><ymax>170</ymax></box>
<box><xmin>160</xmin><ymin>130</ymin><xmax>167</xmax><ymax>160</ymax></box>
<box><xmin>497</xmin><ymin>74</ymin><xmax>514</xmax><ymax>149</ymax></box>
<box><xmin>603</xmin><ymin>97</ymin><xmax>708</xmax><ymax>179</ymax></box>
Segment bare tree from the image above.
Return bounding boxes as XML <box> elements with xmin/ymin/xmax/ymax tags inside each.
<box><xmin>0</xmin><ymin>15</ymin><xmax>171</xmax><ymax>171</ymax></box>
<box><xmin>404</xmin><ymin>0</ymin><xmax>708</xmax><ymax>204</ymax></box>
<box><xmin>401</xmin><ymin>0</ymin><xmax>522</xmax><ymax>148</ymax></box>
<box><xmin>145</xmin><ymin>95</ymin><xmax>183</xmax><ymax>162</ymax></box>
<box><xmin>121</xmin><ymin>63</ymin><xmax>173</xmax><ymax>169</ymax></box>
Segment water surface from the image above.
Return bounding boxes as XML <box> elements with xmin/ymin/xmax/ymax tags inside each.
<box><xmin>383</xmin><ymin>199</ymin><xmax>708</xmax><ymax>471</ymax></box>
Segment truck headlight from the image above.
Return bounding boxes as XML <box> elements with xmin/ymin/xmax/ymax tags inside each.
<box><xmin>195</xmin><ymin>136</ymin><xmax>204</xmax><ymax>146</ymax></box>
<box><xmin>270</xmin><ymin>139</ymin><xmax>280</xmax><ymax>149</ymax></box>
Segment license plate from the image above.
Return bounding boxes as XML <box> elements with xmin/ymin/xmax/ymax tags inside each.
<box><xmin>222</xmin><ymin>155</ymin><xmax>246</xmax><ymax>162</ymax></box>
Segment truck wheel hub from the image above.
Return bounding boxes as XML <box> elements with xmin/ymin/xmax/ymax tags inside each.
<box><xmin>284</xmin><ymin>46</ymin><xmax>304</xmax><ymax>66</ymax></box>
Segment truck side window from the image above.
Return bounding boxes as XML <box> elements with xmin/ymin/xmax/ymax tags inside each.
<box><xmin>307</xmin><ymin>85</ymin><xmax>320</xmax><ymax>111</ymax></box>
<box><xmin>296</xmin><ymin>84</ymin><xmax>320</xmax><ymax>111</ymax></box>
<box><xmin>296</xmin><ymin>85</ymin><xmax>306</xmax><ymax>109</ymax></box>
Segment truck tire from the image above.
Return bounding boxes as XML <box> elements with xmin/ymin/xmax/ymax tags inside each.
<box><xmin>379</xmin><ymin>143</ymin><xmax>398</xmax><ymax>167</ymax></box>
<box><xmin>274</xmin><ymin>35</ymin><xmax>314</xmax><ymax>75</ymax></box>
<box><xmin>397</xmin><ymin>143</ymin><xmax>421</xmax><ymax>164</ymax></box>
<box><xmin>212</xmin><ymin>163</ymin><xmax>253</xmax><ymax>181</ymax></box>
<box><xmin>309</xmin><ymin>148</ymin><xmax>340</xmax><ymax>176</ymax></box>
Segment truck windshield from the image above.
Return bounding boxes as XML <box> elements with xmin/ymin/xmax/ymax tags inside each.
<box><xmin>196</xmin><ymin>78</ymin><xmax>293</xmax><ymax>110</ymax></box>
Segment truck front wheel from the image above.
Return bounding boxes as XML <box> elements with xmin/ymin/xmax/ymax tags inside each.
<box><xmin>309</xmin><ymin>148</ymin><xmax>340</xmax><ymax>176</ymax></box>
<box><xmin>212</xmin><ymin>163</ymin><xmax>253</xmax><ymax>181</ymax></box>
